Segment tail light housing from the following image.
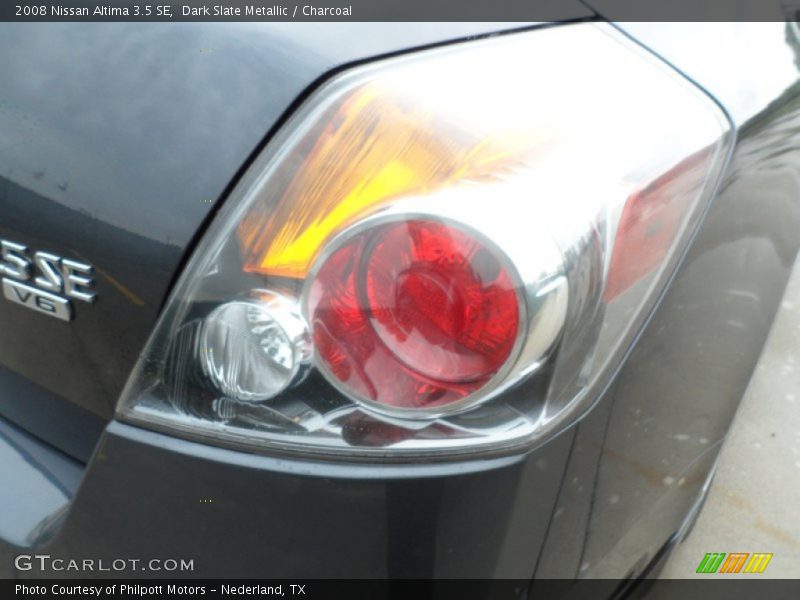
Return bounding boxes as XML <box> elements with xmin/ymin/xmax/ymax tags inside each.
<box><xmin>117</xmin><ymin>23</ymin><xmax>731</xmax><ymax>460</ymax></box>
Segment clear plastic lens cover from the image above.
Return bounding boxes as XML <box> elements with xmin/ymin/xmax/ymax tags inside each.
<box><xmin>117</xmin><ymin>23</ymin><xmax>731</xmax><ymax>460</ymax></box>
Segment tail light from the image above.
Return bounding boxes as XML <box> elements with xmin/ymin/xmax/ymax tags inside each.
<box><xmin>306</xmin><ymin>206</ymin><xmax>567</xmax><ymax>418</ymax></box>
<box><xmin>117</xmin><ymin>23</ymin><xmax>731</xmax><ymax>461</ymax></box>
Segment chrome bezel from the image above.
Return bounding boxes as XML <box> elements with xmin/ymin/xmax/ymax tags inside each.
<box><xmin>301</xmin><ymin>188</ymin><xmax>569</xmax><ymax>420</ymax></box>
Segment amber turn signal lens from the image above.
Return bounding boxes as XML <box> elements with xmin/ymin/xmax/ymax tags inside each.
<box><xmin>237</xmin><ymin>82</ymin><xmax>543</xmax><ymax>279</ymax></box>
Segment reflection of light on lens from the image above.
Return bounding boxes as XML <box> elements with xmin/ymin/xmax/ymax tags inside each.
<box><xmin>200</xmin><ymin>294</ymin><xmax>311</xmax><ymax>402</ymax></box>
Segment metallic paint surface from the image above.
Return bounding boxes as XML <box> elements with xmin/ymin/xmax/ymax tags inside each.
<box><xmin>2</xmin><ymin>18</ymin><xmax>800</xmax><ymax>581</ymax></box>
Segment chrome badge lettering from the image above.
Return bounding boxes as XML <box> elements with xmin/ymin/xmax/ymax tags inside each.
<box><xmin>0</xmin><ymin>239</ymin><xmax>95</xmax><ymax>321</ymax></box>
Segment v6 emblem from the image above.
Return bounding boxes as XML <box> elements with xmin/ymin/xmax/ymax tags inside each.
<box><xmin>3</xmin><ymin>278</ymin><xmax>72</xmax><ymax>321</ymax></box>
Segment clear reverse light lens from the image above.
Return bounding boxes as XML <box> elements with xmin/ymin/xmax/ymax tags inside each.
<box><xmin>117</xmin><ymin>23</ymin><xmax>731</xmax><ymax>461</ymax></box>
<box><xmin>200</xmin><ymin>292</ymin><xmax>311</xmax><ymax>402</ymax></box>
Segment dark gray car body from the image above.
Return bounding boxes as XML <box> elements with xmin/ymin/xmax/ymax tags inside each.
<box><xmin>1</xmin><ymin>13</ymin><xmax>799</xmax><ymax>584</ymax></box>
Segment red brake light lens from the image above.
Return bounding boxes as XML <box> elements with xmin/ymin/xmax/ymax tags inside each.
<box><xmin>367</xmin><ymin>221</ymin><xmax>519</xmax><ymax>381</ymax></box>
<box><xmin>604</xmin><ymin>147</ymin><xmax>716</xmax><ymax>300</ymax></box>
<box><xmin>307</xmin><ymin>219</ymin><xmax>521</xmax><ymax>413</ymax></box>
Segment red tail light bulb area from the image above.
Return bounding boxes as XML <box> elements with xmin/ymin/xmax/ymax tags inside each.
<box><xmin>304</xmin><ymin>204</ymin><xmax>570</xmax><ymax>419</ymax></box>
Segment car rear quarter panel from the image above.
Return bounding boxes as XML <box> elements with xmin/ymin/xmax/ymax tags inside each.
<box><xmin>3</xmin><ymin>20</ymin><xmax>800</xmax><ymax>580</ymax></box>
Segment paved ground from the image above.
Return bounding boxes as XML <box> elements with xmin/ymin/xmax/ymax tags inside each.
<box><xmin>660</xmin><ymin>258</ymin><xmax>800</xmax><ymax>578</ymax></box>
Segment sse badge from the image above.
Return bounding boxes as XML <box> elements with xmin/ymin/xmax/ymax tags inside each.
<box><xmin>0</xmin><ymin>240</ymin><xmax>95</xmax><ymax>321</ymax></box>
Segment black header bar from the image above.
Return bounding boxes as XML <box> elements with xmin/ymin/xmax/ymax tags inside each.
<box><xmin>0</xmin><ymin>0</ymin><xmax>794</xmax><ymax>22</ymax></box>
